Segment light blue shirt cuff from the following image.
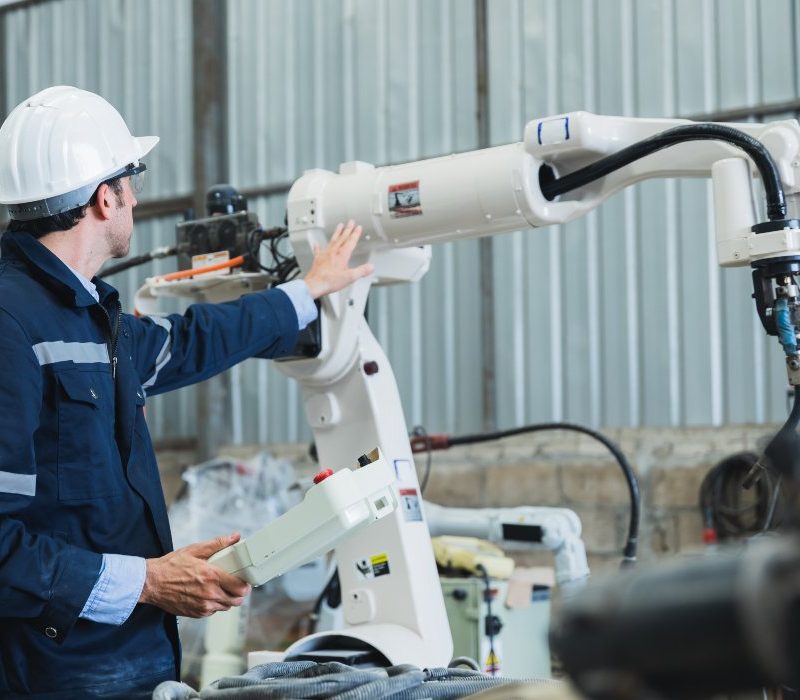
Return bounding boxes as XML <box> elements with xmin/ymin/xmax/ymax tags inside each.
<box><xmin>79</xmin><ymin>554</ymin><xmax>146</xmax><ymax>626</ymax></box>
<box><xmin>277</xmin><ymin>279</ymin><xmax>318</xmax><ymax>330</ymax></box>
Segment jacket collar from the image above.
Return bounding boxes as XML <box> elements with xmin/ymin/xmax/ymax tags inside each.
<box><xmin>1</xmin><ymin>230</ymin><xmax>118</xmax><ymax>308</ymax></box>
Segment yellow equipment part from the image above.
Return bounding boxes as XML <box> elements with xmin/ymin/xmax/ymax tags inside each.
<box><xmin>432</xmin><ymin>536</ymin><xmax>515</xmax><ymax>579</ymax></box>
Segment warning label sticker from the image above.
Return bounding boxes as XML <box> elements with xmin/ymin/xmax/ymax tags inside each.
<box><xmin>399</xmin><ymin>488</ymin><xmax>423</xmax><ymax>522</ymax></box>
<box><xmin>480</xmin><ymin>638</ymin><xmax>503</xmax><ymax>676</ymax></box>
<box><xmin>191</xmin><ymin>250</ymin><xmax>231</xmax><ymax>278</ymax></box>
<box><xmin>388</xmin><ymin>181</ymin><xmax>422</xmax><ymax>218</ymax></box>
<box><xmin>355</xmin><ymin>553</ymin><xmax>391</xmax><ymax>579</ymax></box>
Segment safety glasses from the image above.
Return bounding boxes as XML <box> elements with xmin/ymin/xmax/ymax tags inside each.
<box><xmin>103</xmin><ymin>162</ymin><xmax>146</xmax><ymax>194</ymax></box>
<box><xmin>126</xmin><ymin>162</ymin><xmax>146</xmax><ymax>194</ymax></box>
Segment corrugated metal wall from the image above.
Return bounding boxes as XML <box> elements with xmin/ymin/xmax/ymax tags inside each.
<box><xmin>226</xmin><ymin>0</ymin><xmax>486</xmax><ymax>442</ymax></box>
<box><xmin>3</xmin><ymin>0</ymin><xmax>193</xmax><ymax>198</ymax></box>
<box><xmin>486</xmin><ymin>0</ymin><xmax>800</xmax><ymax>430</ymax></box>
<box><xmin>4</xmin><ymin>0</ymin><xmax>800</xmax><ymax>446</ymax></box>
<box><xmin>2</xmin><ymin>0</ymin><xmax>196</xmax><ymax>441</ymax></box>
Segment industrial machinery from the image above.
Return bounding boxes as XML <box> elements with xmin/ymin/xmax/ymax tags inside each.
<box><xmin>440</xmin><ymin>573</ymin><xmax>553</xmax><ymax>679</ymax></box>
<box><xmin>199</xmin><ymin>450</ymin><xmax>397</xmax><ymax>684</ymax></box>
<box><xmin>432</xmin><ymin>535</ymin><xmax>554</xmax><ymax>679</ymax></box>
<box><xmin>425</xmin><ymin>503</ymin><xmax>589</xmax><ymax>590</ymax></box>
<box><xmin>137</xmin><ymin>112</ymin><xmax>800</xmax><ymax>691</ymax></box>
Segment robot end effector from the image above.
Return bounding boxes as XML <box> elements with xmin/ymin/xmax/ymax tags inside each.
<box><xmin>528</xmin><ymin>119</ymin><xmax>800</xmax><ymax>389</ymax></box>
<box><xmin>710</xmin><ymin>142</ymin><xmax>800</xmax><ymax>387</ymax></box>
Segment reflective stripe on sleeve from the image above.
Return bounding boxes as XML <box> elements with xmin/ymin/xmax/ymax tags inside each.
<box><xmin>142</xmin><ymin>316</ymin><xmax>173</xmax><ymax>389</ymax></box>
<box><xmin>32</xmin><ymin>341</ymin><xmax>109</xmax><ymax>366</ymax></box>
<box><xmin>0</xmin><ymin>470</ymin><xmax>35</xmax><ymax>496</ymax></box>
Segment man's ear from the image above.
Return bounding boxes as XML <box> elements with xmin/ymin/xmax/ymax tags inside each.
<box><xmin>93</xmin><ymin>182</ymin><xmax>116</xmax><ymax>221</ymax></box>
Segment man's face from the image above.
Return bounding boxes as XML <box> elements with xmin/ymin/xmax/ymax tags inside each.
<box><xmin>105</xmin><ymin>176</ymin><xmax>137</xmax><ymax>259</ymax></box>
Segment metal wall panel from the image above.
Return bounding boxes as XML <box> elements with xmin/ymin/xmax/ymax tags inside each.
<box><xmin>226</xmin><ymin>0</ymin><xmax>800</xmax><ymax>441</ymax></box>
<box><xmin>3</xmin><ymin>0</ymin><xmax>193</xmax><ymax>199</ymax></box>
<box><xmin>4</xmin><ymin>0</ymin><xmax>800</xmax><ymax>446</ymax></box>
<box><xmin>489</xmin><ymin>0</ymin><xmax>800</xmax><ymax>431</ymax></box>
<box><xmin>227</xmin><ymin>0</ymin><xmax>484</xmax><ymax>443</ymax></box>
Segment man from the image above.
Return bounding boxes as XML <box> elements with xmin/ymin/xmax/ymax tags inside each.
<box><xmin>0</xmin><ymin>86</ymin><xmax>373</xmax><ymax>698</ymax></box>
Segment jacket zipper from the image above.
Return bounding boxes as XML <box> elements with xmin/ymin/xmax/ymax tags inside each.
<box><xmin>98</xmin><ymin>301</ymin><xmax>122</xmax><ymax>379</ymax></box>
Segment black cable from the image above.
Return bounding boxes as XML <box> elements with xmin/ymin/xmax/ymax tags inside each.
<box><xmin>699</xmin><ymin>451</ymin><xmax>778</xmax><ymax>540</ymax></box>
<box><xmin>243</xmin><ymin>225</ymin><xmax>302</xmax><ymax>284</ymax></box>
<box><xmin>98</xmin><ymin>246</ymin><xmax>178</xmax><ymax>278</ymax></box>
<box><xmin>541</xmin><ymin>123</ymin><xmax>787</xmax><ymax>221</ymax></box>
<box><xmin>448</xmin><ymin>422</ymin><xmax>640</xmax><ymax>563</ymax></box>
<box><xmin>259</xmin><ymin>227</ymin><xmax>300</xmax><ymax>285</ymax></box>
<box><xmin>309</xmin><ymin>568</ymin><xmax>340</xmax><ymax>634</ymax></box>
<box><xmin>476</xmin><ymin>564</ymin><xmax>498</xmax><ymax>677</ymax></box>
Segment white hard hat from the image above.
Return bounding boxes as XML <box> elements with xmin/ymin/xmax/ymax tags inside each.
<box><xmin>0</xmin><ymin>85</ymin><xmax>159</xmax><ymax>220</ymax></box>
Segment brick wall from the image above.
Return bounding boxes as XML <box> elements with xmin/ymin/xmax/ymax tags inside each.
<box><xmin>416</xmin><ymin>424</ymin><xmax>778</xmax><ymax>573</ymax></box>
<box><xmin>156</xmin><ymin>423</ymin><xmax>778</xmax><ymax>575</ymax></box>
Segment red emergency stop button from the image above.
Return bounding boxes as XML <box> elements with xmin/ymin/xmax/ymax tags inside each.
<box><xmin>313</xmin><ymin>468</ymin><xmax>334</xmax><ymax>484</ymax></box>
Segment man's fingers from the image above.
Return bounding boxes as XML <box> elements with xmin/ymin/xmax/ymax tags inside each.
<box><xmin>303</xmin><ymin>220</ymin><xmax>371</xmax><ymax>298</ymax></box>
<box><xmin>216</xmin><ymin>570</ymin><xmax>252</xmax><ymax>598</ymax></box>
<box><xmin>185</xmin><ymin>532</ymin><xmax>240</xmax><ymax>559</ymax></box>
<box><xmin>323</xmin><ymin>222</ymin><xmax>362</xmax><ymax>265</ymax></box>
<box><xmin>331</xmin><ymin>220</ymin><xmax>357</xmax><ymax>247</ymax></box>
<box><xmin>318</xmin><ymin>220</ymin><xmax>362</xmax><ymax>259</ymax></box>
<box><xmin>341</xmin><ymin>225</ymin><xmax>363</xmax><ymax>255</ymax></box>
<box><xmin>351</xmin><ymin>262</ymin><xmax>374</xmax><ymax>281</ymax></box>
<box><xmin>200</xmin><ymin>600</ymin><xmax>231</xmax><ymax>617</ymax></box>
<box><xmin>330</xmin><ymin>221</ymin><xmax>346</xmax><ymax>243</ymax></box>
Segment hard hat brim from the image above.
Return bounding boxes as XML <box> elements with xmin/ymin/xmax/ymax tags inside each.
<box><xmin>136</xmin><ymin>136</ymin><xmax>159</xmax><ymax>159</ymax></box>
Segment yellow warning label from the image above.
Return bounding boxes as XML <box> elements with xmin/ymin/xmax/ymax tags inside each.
<box><xmin>484</xmin><ymin>650</ymin><xmax>500</xmax><ymax>674</ymax></box>
<box><xmin>370</xmin><ymin>553</ymin><xmax>390</xmax><ymax>577</ymax></box>
<box><xmin>355</xmin><ymin>553</ymin><xmax>391</xmax><ymax>579</ymax></box>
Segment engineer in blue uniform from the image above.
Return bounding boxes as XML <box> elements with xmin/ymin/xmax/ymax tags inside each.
<box><xmin>0</xmin><ymin>86</ymin><xmax>373</xmax><ymax>698</ymax></box>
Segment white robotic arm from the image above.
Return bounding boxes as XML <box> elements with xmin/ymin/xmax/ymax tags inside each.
<box><xmin>424</xmin><ymin>501</ymin><xmax>590</xmax><ymax>590</ymax></box>
<box><xmin>285</xmin><ymin>112</ymin><xmax>800</xmax><ymax>389</ymax></box>
<box><xmin>287</xmin><ymin>112</ymin><xmax>800</xmax><ymax>264</ymax></box>
<box><xmin>138</xmin><ymin>111</ymin><xmax>800</xmax><ymax>676</ymax></box>
<box><xmin>273</xmin><ymin>112</ymin><xmax>800</xmax><ymax>667</ymax></box>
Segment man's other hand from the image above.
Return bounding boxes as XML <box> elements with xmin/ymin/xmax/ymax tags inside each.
<box><xmin>139</xmin><ymin>533</ymin><xmax>252</xmax><ymax>618</ymax></box>
<box><xmin>302</xmin><ymin>219</ymin><xmax>375</xmax><ymax>299</ymax></box>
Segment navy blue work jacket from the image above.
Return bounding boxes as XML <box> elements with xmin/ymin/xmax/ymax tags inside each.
<box><xmin>0</xmin><ymin>230</ymin><xmax>300</xmax><ymax>697</ymax></box>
